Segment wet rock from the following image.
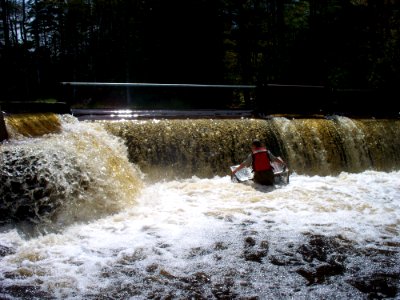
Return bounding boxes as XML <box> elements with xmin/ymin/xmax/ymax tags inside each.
<box><xmin>348</xmin><ymin>274</ymin><xmax>399</xmax><ymax>299</ymax></box>
<box><xmin>214</xmin><ymin>254</ymin><xmax>223</xmax><ymax>261</ymax></box>
<box><xmin>182</xmin><ymin>272</ymin><xmax>211</xmax><ymax>285</ymax></box>
<box><xmin>187</xmin><ymin>247</ymin><xmax>212</xmax><ymax>258</ymax></box>
<box><xmin>214</xmin><ymin>241</ymin><xmax>228</xmax><ymax>250</ymax></box>
<box><xmin>146</xmin><ymin>290</ymin><xmax>175</xmax><ymax>300</ymax></box>
<box><xmin>212</xmin><ymin>281</ymin><xmax>237</xmax><ymax>299</ymax></box>
<box><xmin>260</xmin><ymin>240</ymin><xmax>269</xmax><ymax>249</ymax></box>
<box><xmin>0</xmin><ymin>285</ymin><xmax>51</xmax><ymax>299</ymax></box>
<box><xmin>241</xmin><ymin>237</ymin><xmax>269</xmax><ymax>263</ymax></box>
<box><xmin>146</xmin><ymin>263</ymin><xmax>158</xmax><ymax>273</ymax></box>
<box><xmin>244</xmin><ymin>236</ymin><xmax>256</xmax><ymax>247</ymax></box>
<box><xmin>193</xmin><ymin>272</ymin><xmax>211</xmax><ymax>284</ymax></box>
<box><xmin>362</xmin><ymin>246</ymin><xmax>398</xmax><ymax>258</ymax></box>
<box><xmin>315</xmin><ymin>262</ymin><xmax>345</xmax><ymax>277</ymax></box>
<box><xmin>296</xmin><ymin>267</ymin><xmax>316</xmax><ymax>285</ymax></box>
<box><xmin>143</xmin><ymin>275</ymin><xmax>163</xmax><ymax>284</ymax></box>
<box><xmin>0</xmin><ymin>245</ymin><xmax>14</xmax><ymax>257</ymax></box>
<box><xmin>243</xmin><ymin>249</ymin><xmax>268</xmax><ymax>263</ymax></box>
<box><xmin>269</xmin><ymin>254</ymin><xmax>302</xmax><ymax>266</ymax></box>
<box><xmin>297</xmin><ymin>234</ymin><xmax>352</xmax><ymax>263</ymax></box>
<box><xmin>296</xmin><ymin>261</ymin><xmax>345</xmax><ymax>285</ymax></box>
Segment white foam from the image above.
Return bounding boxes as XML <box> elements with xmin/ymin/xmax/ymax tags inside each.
<box><xmin>0</xmin><ymin>171</ymin><xmax>399</xmax><ymax>298</ymax></box>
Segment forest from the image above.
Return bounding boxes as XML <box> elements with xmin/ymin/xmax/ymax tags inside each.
<box><xmin>0</xmin><ymin>0</ymin><xmax>399</xmax><ymax>109</ymax></box>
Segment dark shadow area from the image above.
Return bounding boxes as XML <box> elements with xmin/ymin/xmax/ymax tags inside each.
<box><xmin>59</xmin><ymin>83</ymin><xmax>399</xmax><ymax>119</ymax></box>
<box><xmin>0</xmin><ymin>102</ymin><xmax>71</xmax><ymax>115</ymax></box>
<box><xmin>60</xmin><ymin>84</ymin><xmax>252</xmax><ymax>110</ymax></box>
<box><xmin>254</xmin><ymin>84</ymin><xmax>399</xmax><ymax>118</ymax></box>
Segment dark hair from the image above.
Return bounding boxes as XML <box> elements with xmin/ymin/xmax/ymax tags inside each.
<box><xmin>252</xmin><ymin>139</ymin><xmax>262</xmax><ymax>147</ymax></box>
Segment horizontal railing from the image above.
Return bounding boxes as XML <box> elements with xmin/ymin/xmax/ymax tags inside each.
<box><xmin>60</xmin><ymin>82</ymin><xmax>325</xmax><ymax>89</ymax></box>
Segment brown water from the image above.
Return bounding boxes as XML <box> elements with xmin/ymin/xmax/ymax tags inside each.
<box><xmin>96</xmin><ymin>117</ymin><xmax>400</xmax><ymax>179</ymax></box>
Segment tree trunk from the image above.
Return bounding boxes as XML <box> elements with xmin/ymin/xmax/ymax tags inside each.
<box><xmin>0</xmin><ymin>0</ymin><xmax>11</xmax><ymax>48</ymax></box>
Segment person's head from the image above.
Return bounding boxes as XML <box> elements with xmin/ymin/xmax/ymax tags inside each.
<box><xmin>252</xmin><ymin>139</ymin><xmax>262</xmax><ymax>148</ymax></box>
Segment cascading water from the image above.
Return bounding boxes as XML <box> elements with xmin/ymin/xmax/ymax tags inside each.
<box><xmin>0</xmin><ymin>114</ymin><xmax>143</xmax><ymax>234</ymax></box>
<box><xmin>98</xmin><ymin>117</ymin><xmax>400</xmax><ymax>178</ymax></box>
<box><xmin>0</xmin><ymin>113</ymin><xmax>399</xmax><ymax>299</ymax></box>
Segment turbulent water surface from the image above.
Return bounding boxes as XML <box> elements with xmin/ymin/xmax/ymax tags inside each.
<box><xmin>0</xmin><ymin>114</ymin><xmax>399</xmax><ymax>299</ymax></box>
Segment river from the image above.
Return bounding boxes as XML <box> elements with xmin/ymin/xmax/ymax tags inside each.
<box><xmin>0</xmin><ymin>113</ymin><xmax>399</xmax><ymax>299</ymax></box>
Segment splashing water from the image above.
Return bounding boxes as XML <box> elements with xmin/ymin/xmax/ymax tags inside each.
<box><xmin>0</xmin><ymin>114</ymin><xmax>399</xmax><ymax>299</ymax></box>
<box><xmin>0</xmin><ymin>171</ymin><xmax>399</xmax><ymax>299</ymax></box>
<box><xmin>0</xmin><ymin>115</ymin><xmax>143</xmax><ymax>233</ymax></box>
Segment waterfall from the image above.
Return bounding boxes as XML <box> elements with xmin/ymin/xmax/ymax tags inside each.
<box><xmin>0</xmin><ymin>114</ymin><xmax>143</xmax><ymax>233</ymax></box>
<box><xmin>97</xmin><ymin>117</ymin><xmax>400</xmax><ymax>179</ymax></box>
<box><xmin>1</xmin><ymin>113</ymin><xmax>399</xmax><ymax>227</ymax></box>
<box><xmin>0</xmin><ymin>113</ymin><xmax>399</xmax><ymax>299</ymax></box>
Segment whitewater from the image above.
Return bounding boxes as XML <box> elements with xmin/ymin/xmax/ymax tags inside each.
<box><xmin>0</xmin><ymin>115</ymin><xmax>399</xmax><ymax>299</ymax></box>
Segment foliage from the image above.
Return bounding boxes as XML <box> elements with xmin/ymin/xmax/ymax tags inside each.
<box><xmin>0</xmin><ymin>0</ymin><xmax>399</xmax><ymax>104</ymax></box>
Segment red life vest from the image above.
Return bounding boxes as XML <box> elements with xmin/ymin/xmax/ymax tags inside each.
<box><xmin>252</xmin><ymin>147</ymin><xmax>272</xmax><ymax>171</ymax></box>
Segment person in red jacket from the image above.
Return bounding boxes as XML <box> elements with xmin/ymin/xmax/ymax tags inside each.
<box><xmin>232</xmin><ymin>139</ymin><xmax>286</xmax><ymax>185</ymax></box>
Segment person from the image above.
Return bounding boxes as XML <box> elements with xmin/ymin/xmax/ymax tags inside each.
<box><xmin>231</xmin><ymin>139</ymin><xmax>286</xmax><ymax>186</ymax></box>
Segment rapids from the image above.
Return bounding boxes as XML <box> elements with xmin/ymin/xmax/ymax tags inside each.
<box><xmin>0</xmin><ymin>113</ymin><xmax>399</xmax><ymax>299</ymax></box>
